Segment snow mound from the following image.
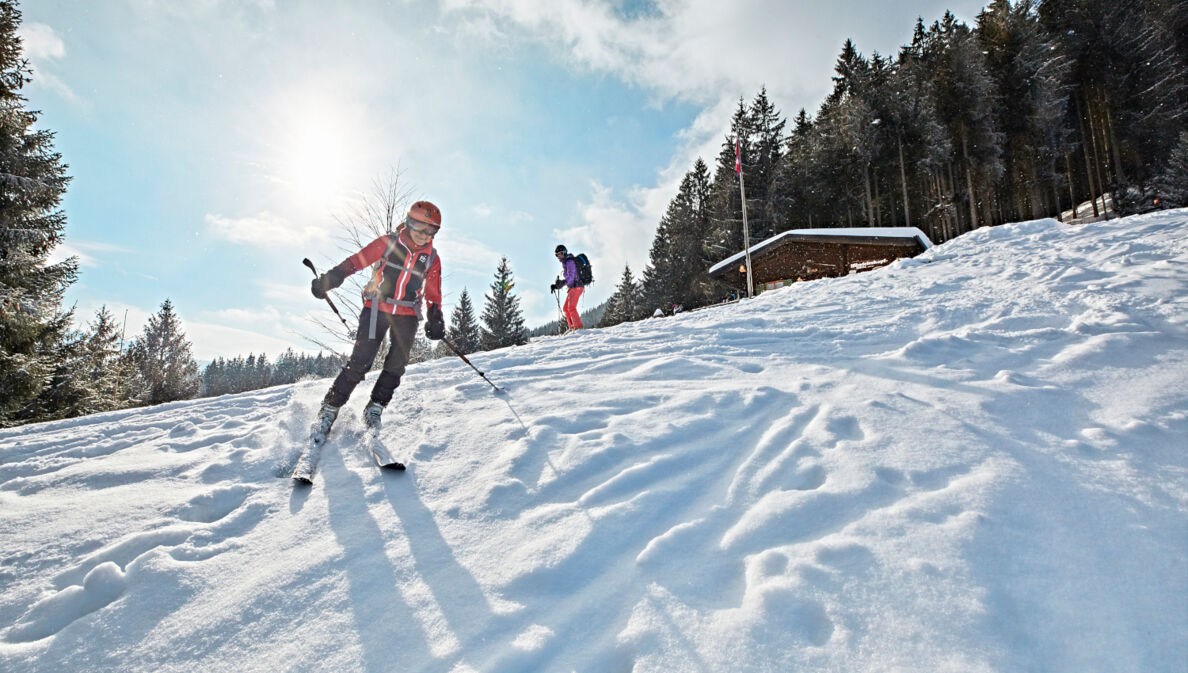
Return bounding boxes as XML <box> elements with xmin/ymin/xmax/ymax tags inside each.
<box><xmin>2</xmin><ymin>210</ymin><xmax>1186</xmax><ymax>672</ymax></box>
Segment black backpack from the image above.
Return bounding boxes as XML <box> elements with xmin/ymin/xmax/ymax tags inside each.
<box><xmin>574</xmin><ymin>253</ymin><xmax>593</xmax><ymax>286</ymax></box>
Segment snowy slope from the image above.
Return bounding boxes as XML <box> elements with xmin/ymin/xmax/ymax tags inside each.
<box><xmin>2</xmin><ymin>211</ymin><xmax>1186</xmax><ymax>673</ymax></box>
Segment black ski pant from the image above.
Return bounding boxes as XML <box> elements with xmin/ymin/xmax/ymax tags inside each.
<box><xmin>323</xmin><ymin>307</ymin><xmax>418</xmax><ymax>409</ymax></box>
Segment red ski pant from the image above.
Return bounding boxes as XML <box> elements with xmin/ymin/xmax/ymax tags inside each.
<box><xmin>563</xmin><ymin>286</ymin><xmax>584</xmax><ymax>329</ymax></box>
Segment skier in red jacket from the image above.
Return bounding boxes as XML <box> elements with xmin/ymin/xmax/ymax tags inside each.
<box><xmin>308</xmin><ymin>200</ymin><xmax>446</xmax><ymax>442</ymax></box>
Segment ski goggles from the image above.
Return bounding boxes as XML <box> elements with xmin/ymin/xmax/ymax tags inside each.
<box><xmin>406</xmin><ymin>217</ymin><xmax>440</xmax><ymax>236</ymax></box>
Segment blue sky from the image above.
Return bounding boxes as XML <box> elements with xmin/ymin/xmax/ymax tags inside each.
<box><xmin>21</xmin><ymin>0</ymin><xmax>986</xmax><ymax>360</ymax></box>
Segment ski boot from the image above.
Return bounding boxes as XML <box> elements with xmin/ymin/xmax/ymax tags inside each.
<box><xmin>310</xmin><ymin>402</ymin><xmax>340</xmax><ymax>446</ymax></box>
<box><xmin>362</xmin><ymin>400</ymin><xmax>384</xmax><ymax>431</ymax></box>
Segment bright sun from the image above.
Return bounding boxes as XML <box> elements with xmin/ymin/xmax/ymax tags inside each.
<box><xmin>268</xmin><ymin>93</ymin><xmax>361</xmax><ymax>212</ymax></box>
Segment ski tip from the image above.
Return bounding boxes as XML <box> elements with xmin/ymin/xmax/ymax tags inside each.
<box><xmin>381</xmin><ymin>462</ymin><xmax>406</xmax><ymax>471</ymax></box>
<box><xmin>292</xmin><ymin>475</ymin><xmax>313</xmax><ymax>485</ymax></box>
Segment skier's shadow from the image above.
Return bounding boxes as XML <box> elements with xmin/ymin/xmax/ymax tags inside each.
<box><xmin>381</xmin><ymin>470</ymin><xmax>499</xmax><ymax>654</ymax></box>
<box><xmin>319</xmin><ymin>445</ymin><xmax>436</xmax><ymax>671</ymax></box>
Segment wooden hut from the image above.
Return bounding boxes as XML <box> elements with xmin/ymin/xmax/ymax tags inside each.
<box><xmin>707</xmin><ymin>227</ymin><xmax>934</xmax><ymax>294</ymax></box>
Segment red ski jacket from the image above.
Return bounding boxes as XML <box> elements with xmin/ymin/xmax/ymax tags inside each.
<box><xmin>332</xmin><ymin>227</ymin><xmax>442</xmax><ymax>319</ymax></box>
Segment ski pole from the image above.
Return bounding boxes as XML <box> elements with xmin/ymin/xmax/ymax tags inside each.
<box><xmin>553</xmin><ymin>288</ymin><xmax>565</xmax><ymax>334</ymax></box>
<box><xmin>553</xmin><ymin>277</ymin><xmax>568</xmax><ymax>334</ymax></box>
<box><xmin>441</xmin><ymin>337</ymin><xmax>502</xmax><ymax>392</ymax></box>
<box><xmin>303</xmin><ymin>258</ymin><xmax>352</xmax><ymax>333</ymax></box>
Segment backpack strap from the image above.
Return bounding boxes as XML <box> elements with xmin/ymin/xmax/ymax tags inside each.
<box><xmin>363</xmin><ymin>245</ymin><xmax>436</xmax><ymax>339</ymax></box>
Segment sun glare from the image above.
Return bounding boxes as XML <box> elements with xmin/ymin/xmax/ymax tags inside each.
<box><xmin>288</xmin><ymin>127</ymin><xmax>346</xmax><ymax>200</ymax></box>
<box><xmin>266</xmin><ymin>93</ymin><xmax>363</xmax><ymax>212</ymax></box>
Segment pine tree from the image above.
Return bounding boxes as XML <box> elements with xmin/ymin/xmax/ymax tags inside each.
<box><xmin>1040</xmin><ymin>0</ymin><xmax>1187</xmax><ymax>190</ymax></box>
<box><xmin>704</xmin><ymin>99</ymin><xmax>753</xmax><ymax>265</ymax></box>
<box><xmin>442</xmin><ymin>288</ymin><xmax>480</xmax><ymax>355</ymax></box>
<box><xmin>923</xmin><ymin>12</ymin><xmax>1004</xmax><ymax>232</ymax></box>
<box><xmin>599</xmin><ymin>265</ymin><xmax>644</xmax><ymax>327</ymax></box>
<box><xmin>0</xmin><ymin>1</ymin><xmax>77</xmax><ymax>425</ymax></box>
<box><xmin>772</xmin><ymin>108</ymin><xmax>826</xmax><ymax>232</ymax></box>
<box><xmin>644</xmin><ymin>158</ymin><xmax>715</xmax><ymax>311</ymax></box>
<box><xmin>128</xmin><ymin>299</ymin><xmax>200</xmax><ymax>405</ymax></box>
<box><xmin>202</xmin><ymin>357</ymin><xmax>226</xmax><ymax>396</ymax></box>
<box><xmin>408</xmin><ymin>333</ymin><xmax>434</xmax><ymax>364</ymax></box>
<box><xmin>640</xmin><ymin>218</ymin><xmax>675</xmax><ymax>314</ymax></box>
<box><xmin>1150</xmin><ymin>130</ymin><xmax>1188</xmax><ymax>208</ymax></box>
<box><xmin>978</xmin><ymin>0</ymin><xmax>1071</xmax><ymax>222</ymax></box>
<box><xmin>76</xmin><ymin>305</ymin><xmax>135</xmax><ymax>413</ymax></box>
<box><xmin>888</xmin><ymin>34</ymin><xmax>952</xmax><ymax>240</ymax></box>
<box><xmin>479</xmin><ymin>257</ymin><xmax>528</xmax><ymax>351</ymax></box>
<box><xmin>748</xmin><ymin>87</ymin><xmax>787</xmax><ymax>241</ymax></box>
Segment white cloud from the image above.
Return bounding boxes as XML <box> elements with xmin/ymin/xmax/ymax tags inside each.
<box><xmin>205</xmin><ymin>211</ymin><xmax>331</xmax><ymax>248</ymax></box>
<box><xmin>439</xmin><ymin>0</ymin><xmax>826</xmax><ymax>107</ymax></box>
<box><xmin>435</xmin><ymin>229</ymin><xmax>506</xmax><ymax>276</ymax></box>
<box><xmin>467</xmin><ymin>201</ymin><xmax>533</xmax><ymax>225</ymax></box>
<box><xmin>209</xmin><ymin>306</ymin><xmax>283</xmax><ymax>326</ymax></box>
<box><xmin>127</xmin><ymin>0</ymin><xmax>276</xmax><ymax>18</ymax></box>
<box><xmin>19</xmin><ymin>23</ymin><xmax>65</xmax><ymax>60</ymax></box>
<box><xmin>260</xmin><ymin>279</ymin><xmax>312</xmax><ymax>303</ymax></box>
<box><xmin>185</xmin><ymin>320</ymin><xmax>318</xmax><ymax>362</ymax></box>
<box><xmin>19</xmin><ymin>22</ymin><xmax>81</xmax><ymax>105</ymax></box>
<box><xmin>440</xmin><ymin>0</ymin><xmax>986</xmax><ymax>112</ymax></box>
<box><xmin>557</xmin><ymin>181</ymin><xmax>648</xmax><ymax>279</ymax></box>
<box><xmin>48</xmin><ymin>240</ymin><xmax>133</xmax><ymax>268</ymax></box>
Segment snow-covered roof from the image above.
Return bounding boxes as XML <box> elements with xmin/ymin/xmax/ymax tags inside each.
<box><xmin>708</xmin><ymin>226</ymin><xmax>934</xmax><ymax>275</ymax></box>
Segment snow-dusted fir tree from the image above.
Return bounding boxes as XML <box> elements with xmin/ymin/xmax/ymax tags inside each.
<box><xmin>924</xmin><ymin>12</ymin><xmax>1003</xmax><ymax>231</ymax></box>
<box><xmin>641</xmin><ymin>220</ymin><xmax>674</xmax><ymax>312</ymax></box>
<box><xmin>599</xmin><ymin>265</ymin><xmax>645</xmax><ymax>328</ymax></box>
<box><xmin>746</xmin><ymin>87</ymin><xmax>785</xmax><ymax>241</ymax></box>
<box><xmin>34</xmin><ymin>305</ymin><xmax>138</xmax><ymax>419</ymax></box>
<box><xmin>0</xmin><ymin>1</ymin><xmax>77</xmax><ymax>426</ymax></box>
<box><xmin>440</xmin><ymin>288</ymin><xmax>480</xmax><ymax>356</ymax></box>
<box><xmin>644</xmin><ymin>159</ymin><xmax>713</xmax><ymax>311</ymax></box>
<box><xmin>480</xmin><ymin>257</ymin><xmax>527</xmax><ymax>351</ymax></box>
<box><xmin>1151</xmin><ymin>131</ymin><xmax>1188</xmax><ymax>209</ymax></box>
<box><xmin>408</xmin><ymin>333</ymin><xmax>434</xmax><ymax>364</ymax></box>
<box><xmin>704</xmin><ymin>99</ymin><xmax>752</xmax><ymax>266</ymax></box>
<box><xmin>74</xmin><ymin>306</ymin><xmax>135</xmax><ymax>414</ymax></box>
<box><xmin>978</xmin><ymin>0</ymin><xmax>1071</xmax><ymax>221</ymax></box>
<box><xmin>128</xmin><ymin>299</ymin><xmax>200</xmax><ymax>405</ymax></box>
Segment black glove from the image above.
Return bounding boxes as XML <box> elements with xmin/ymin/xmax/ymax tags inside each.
<box><xmin>550</xmin><ymin>279</ymin><xmax>564</xmax><ymax>293</ymax></box>
<box><xmin>425</xmin><ymin>304</ymin><xmax>445</xmax><ymax>340</ymax></box>
<box><xmin>310</xmin><ymin>267</ymin><xmax>345</xmax><ymax>299</ymax></box>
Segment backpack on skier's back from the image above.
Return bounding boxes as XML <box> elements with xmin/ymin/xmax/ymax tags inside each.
<box><xmin>574</xmin><ymin>253</ymin><xmax>593</xmax><ymax>286</ymax></box>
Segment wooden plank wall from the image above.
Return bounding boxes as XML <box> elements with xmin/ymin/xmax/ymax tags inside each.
<box><xmin>714</xmin><ymin>239</ymin><xmax>924</xmax><ymax>291</ymax></box>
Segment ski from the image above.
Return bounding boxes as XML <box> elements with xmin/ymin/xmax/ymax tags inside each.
<box><xmin>365</xmin><ymin>431</ymin><xmax>406</xmax><ymax>471</ymax></box>
<box><xmin>291</xmin><ymin>438</ymin><xmax>324</xmax><ymax>484</ymax></box>
<box><xmin>293</xmin><ymin>404</ymin><xmax>340</xmax><ymax>485</ymax></box>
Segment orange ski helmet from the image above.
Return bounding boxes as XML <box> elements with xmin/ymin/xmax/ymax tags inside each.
<box><xmin>407</xmin><ymin>200</ymin><xmax>442</xmax><ymax>227</ymax></box>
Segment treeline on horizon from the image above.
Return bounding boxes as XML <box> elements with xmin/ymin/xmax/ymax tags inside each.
<box><xmin>596</xmin><ymin>0</ymin><xmax>1187</xmax><ymax>328</ymax></box>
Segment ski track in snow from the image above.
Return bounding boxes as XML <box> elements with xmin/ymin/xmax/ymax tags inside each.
<box><xmin>1</xmin><ymin>212</ymin><xmax>1186</xmax><ymax>672</ymax></box>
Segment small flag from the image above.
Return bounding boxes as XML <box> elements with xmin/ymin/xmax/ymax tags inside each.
<box><xmin>734</xmin><ymin>139</ymin><xmax>741</xmax><ymax>175</ymax></box>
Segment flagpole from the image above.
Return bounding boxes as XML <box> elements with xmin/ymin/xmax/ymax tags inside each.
<box><xmin>736</xmin><ymin>139</ymin><xmax>754</xmax><ymax>298</ymax></box>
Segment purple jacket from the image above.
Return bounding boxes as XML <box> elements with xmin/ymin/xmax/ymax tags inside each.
<box><xmin>561</xmin><ymin>254</ymin><xmax>579</xmax><ymax>288</ymax></box>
